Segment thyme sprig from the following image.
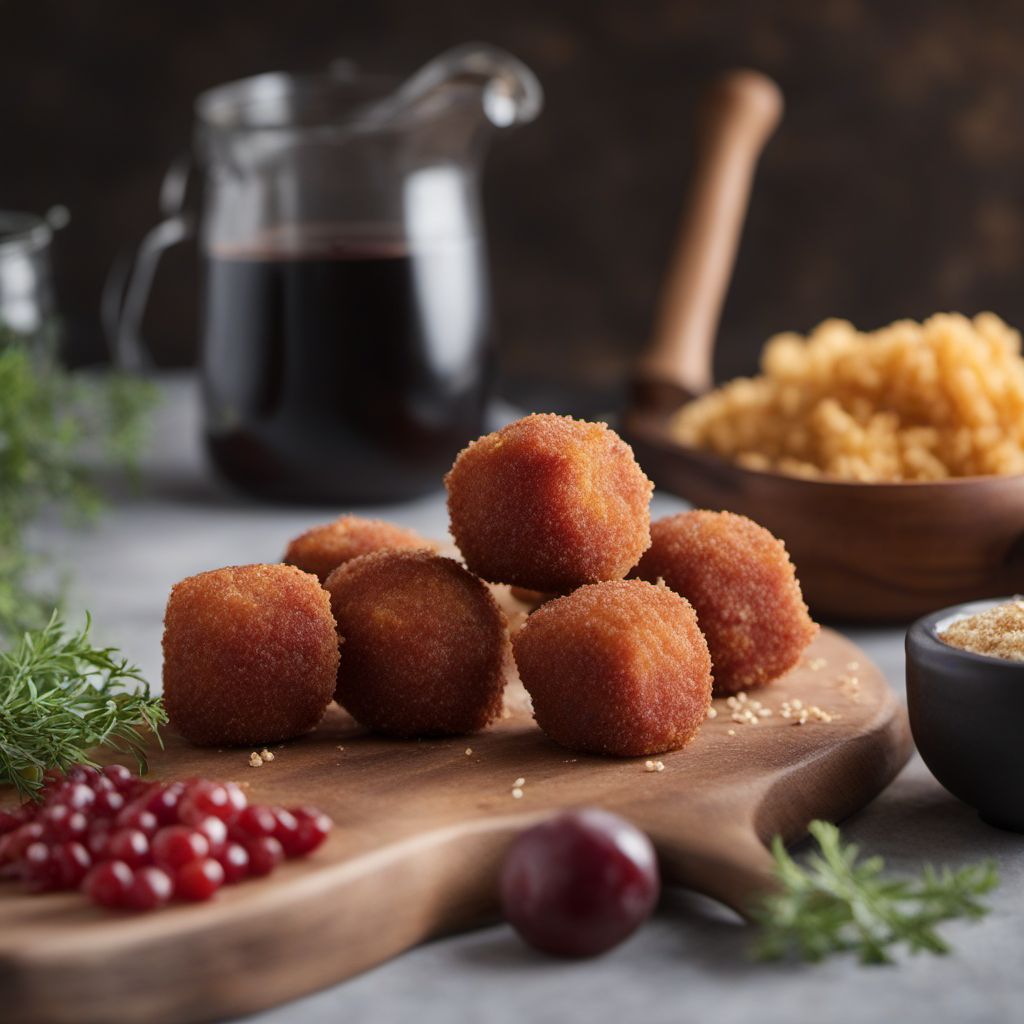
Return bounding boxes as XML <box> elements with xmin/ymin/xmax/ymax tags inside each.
<box><xmin>753</xmin><ymin>820</ymin><xmax>998</xmax><ymax>964</ymax></box>
<box><xmin>0</xmin><ymin>613</ymin><xmax>166</xmax><ymax>801</ymax></box>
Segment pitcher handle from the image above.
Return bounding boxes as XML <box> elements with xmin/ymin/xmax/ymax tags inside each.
<box><xmin>103</xmin><ymin>154</ymin><xmax>195</xmax><ymax>372</ymax></box>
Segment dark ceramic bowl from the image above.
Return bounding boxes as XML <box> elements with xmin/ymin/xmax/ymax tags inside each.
<box><xmin>906</xmin><ymin>598</ymin><xmax>1024</xmax><ymax>832</ymax></box>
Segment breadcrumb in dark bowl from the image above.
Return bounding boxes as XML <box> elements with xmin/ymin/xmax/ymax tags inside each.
<box><xmin>906</xmin><ymin>597</ymin><xmax>1024</xmax><ymax>832</ymax></box>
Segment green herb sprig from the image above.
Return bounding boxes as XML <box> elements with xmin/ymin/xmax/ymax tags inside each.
<box><xmin>753</xmin><ymin>820</ymin><xmax>998</xmax><ymax>964</ymax></box>
<box><xmin>0</xmin><ymin>325</ymin><xmax>153</xmax><ymax>639</ymax></box>
<box><xmin>0</xmin><ymin>613</ymin><xmax>166</xmax><ymax>801</ymax></box>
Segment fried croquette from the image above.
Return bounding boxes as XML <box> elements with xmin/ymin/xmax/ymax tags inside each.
<box><xmin>325</xmin><ymin>550</ymin><xmax>509</xmax><ymax>737</ymax></box>
<box><xmin>512</xmin><ymin>579</ymin><xmax>712</xmax><ymax>757</ymax></box>
<box><xmin>445</xmin><ymin>414</ymin><xmax>654</xmax><ymax>593</ymax></box>
<box><xmin>162</xmin><ymin>564</ymin><xmax>339</xmax><ymax>746</ymax></box>
<box><xmin>284</xmin><ymin>514</ymin><xmax>433</xmax><ymax>583</ymax></box>
<box><xmin>633</xmin><ymin>510</ymin><xmax>817</xmax><ymax>694</ymax></box>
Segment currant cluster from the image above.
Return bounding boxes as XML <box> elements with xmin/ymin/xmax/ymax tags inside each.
<box><xmin>0</xmin><ymin>764</ymin><xmax>332</xmax><ymax>911</ymax></box>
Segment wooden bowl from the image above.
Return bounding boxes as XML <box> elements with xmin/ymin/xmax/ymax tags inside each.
<box><xmin>626</xmin><ymin>410</ymin><xmax>1024</xmax><ymax>621</ymax></box>
<box><xmin>906</xmin><ymin>598</ymin><xmax>1024</xmax><ymax>831</ymax></box>
<box><xmin>623</xmin><ymin>70</ymin><xmax>1024</xmax><ymax>621</ymax></box>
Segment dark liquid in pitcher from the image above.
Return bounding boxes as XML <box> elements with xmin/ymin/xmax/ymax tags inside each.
<box><xmin>201</xmin><ymin>228</ymin><xmax>492</xmax><ymax>503</ymax></box>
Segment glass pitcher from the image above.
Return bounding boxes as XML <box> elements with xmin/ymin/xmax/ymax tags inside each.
<box><xmin>108</xmin><ymin>44</ymin><xmax>542</xmax><ymax>503</ymax></box>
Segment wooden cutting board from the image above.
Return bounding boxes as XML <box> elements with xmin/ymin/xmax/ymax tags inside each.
<box><xmin>0</xmin><ymin>626</ymin><xmax>910</xmax><ymax>1024</ymax></box>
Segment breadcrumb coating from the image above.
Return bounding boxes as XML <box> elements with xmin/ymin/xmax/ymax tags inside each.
<box><xmin>325</xmin><ymin>550</ymin><xmax>509</xmax><ymax>738</ymax></box>
<box><xmin>633</xmin><ymin>511</ymin><xmax>817</xmax><ymax>694</ymax></box>
<box><xmin>284</xmin><ymin>514</ymin><xmax>433</xmax><ymax>583</ymax></box>
<box><xmin>162</xmin><ymin>564</ymin><xmax>339</xmax><ymax>746</ymax></box>
<box><xmin>512</xmin><ymin>579</ymin><xmax>712</xmax><ymax>757</ymax></box>
<box><xmin>445</xmin><ymin>413</ymin><xmax>653</xmax><ymax>593</ymax></box>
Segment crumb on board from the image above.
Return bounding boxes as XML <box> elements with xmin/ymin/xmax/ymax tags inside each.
<box><xmin>465</xmin><ymin>748</ymin><xmax>473</xmax><ymax>756</ymax></box>
<box><xmin>808</xmin><ymin>657</ymin><xmax>827</xmax><ymax>671</ymax></box>
<box><xmin>642</xmin><ymin>759</ymin><xmax>666</xmax><ymax>773</ymax></box>
<box><xmin>726</xmin><ymin>691</ymin><xmax>773</xmax><ymax>725</ymax></box>
<box><xmin>727</xmin><ymin>728</ymin><xmax>736</xmax><ymax>736</ymax></box>
<box><xmin>780</xmin><ymin>698</ymin><xmax>839</xmax><ymax>725</ymax></box>
<box><xmin>706</xmin><ymin>706</ymin><xmax>718</xmax><ymax>719</ymax></box>
<box><xmin>248</xmin><ymin>751</ymin><xmax>263</xmax><ymax>767</ymax></box>
<box><xmin>336</xmin><ymin>745</ymin><xmax>345</xmax><ymax>752</ymax></box>
<box><xmin>837</xmin><ymin>673</ymin><xmax>862</xmax><ymax>701</ymax></box>
<box><xmin>511</xmin><ymin>787</ymin><xmax>524</xmax><ymax>799</ymax></box>
<box><xmin>513</xmin><ymin>776</ymin><xmax>525</xmax><ymax>787</ymax></box>
<box><xmin>259</xmin><ymin>748</ymin><xmax>275</xmax><ymax>762</ymax></box>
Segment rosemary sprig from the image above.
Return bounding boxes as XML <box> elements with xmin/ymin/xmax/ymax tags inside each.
<box><xmin>753</xmin><ymin>820</ymin><xmax>998</xmax><ymax>964</ymax></box>
<box><xmin>0</xmin><ymin>612</ymin><xmax>166</xmax><ymax>801</ymax></box>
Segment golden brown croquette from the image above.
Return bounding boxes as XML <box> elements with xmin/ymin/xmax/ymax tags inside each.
<box><xmin>325</xmin><ymin>550</ymin><xmax>509</xmax><ymax>738</ymax></box>
<box><xmin>162</xmin><ymin>564</ymin><xmax>339</xmax><ymax>746</ymax></box>
<box><xmin>445</xmin><ymin>414</ymin><xmax>653</xmax><ymax>593</ymax></box>
<box><xmin>512</xmin><ymin>579</ymin><xmax>712</xmax><ymax>757</ymax></box>
<box><xmin>284</xmin><ymin>514</ymin><xmax>433</xmax><ymax>582</ymax></box>
<box><xmin>633</xmin><ymin>511</ymin><xmax>817</xmax><ymax>695</ymax></box>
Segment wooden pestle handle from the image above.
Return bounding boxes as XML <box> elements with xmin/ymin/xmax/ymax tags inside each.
<box><xmin>633</xmin><ymin>70</ymin><xmax>783</xmax><ymax>412</ymax></box>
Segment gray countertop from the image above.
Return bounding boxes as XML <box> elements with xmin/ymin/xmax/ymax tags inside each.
<box><xmin>39</xmin><ymin>379</ymin><xmax>1023</xmax><ymax>1024</ymax></box>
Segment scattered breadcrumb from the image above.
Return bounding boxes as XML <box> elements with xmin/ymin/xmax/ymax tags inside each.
<box><xmin>513</xmin><ymin>777</ymin><xmax>525</xmax><ymax>787</ymax></box>
<box><xmin>726</xmin><ymin>691</ymin><xmax>773</xmax><ymax>725</ymax></box>
<box><xmin>706</xmin><ymin>706</ymin><xmax>718</xmax><ymax>719</ymax></box>
<box><xmin>808</xmin><ymin>657</ymin><xmax>827</xmax><ymax>671</ymax></box>
<box><xmin>727</xmin><ymin>728</ymin><xmax>736</xmax><ymax>736</ymax></box>
<box><xmin>465</xmin><ymin>748</ymin><xmax>473</xmax><ymax>756</ymax></box>
<box><xmin>837</xmin><ymin>674</ymin><xmax>862</xmax><ymax>701</ymax></box>
<box><xmin>259</xmin><ymin>748</ymin><xmax>275</xmax><ymax>762</ymax></box>
<box><xmin>248</xmin><ymin>751</ymin><xmax>263</xmax><ymax>767</ymax></box>
<box><xmin>511</xmin><ymin>787</ymin><xmax>524</xmax><ymax>799</ymax></box>
<box><xmin>780</xmin><ymin>698</ymin><xmax>839</xmax><ymax>725</ymax></box>
<box><xmin>336</xmin><ymin>745</ymin><xmax>345</xmax><ymax>752</ymax></box>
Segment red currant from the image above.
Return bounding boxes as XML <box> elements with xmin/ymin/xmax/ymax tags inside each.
<box><xmin>500</xmin><ymin>808</ymin><xmax>660</xmax><ymax>958</ymax></box>
<box><xmin>107</xmin><ymin>828</ymin><xmax>151</xmax><ymax>868</ymax></box>
<box><xmin>233</xmin><ymin>805</ymin><xmax>277</xmax><ymax>839</ymax></box>
<box><xmin>84</xmin><ymin>860</ymin><xmax>134</xmax><ymax>908</ymax></box>
<box><xmin>284</xmin><ymin>807</ymin><xmax>332</xmax><ymax>857</ymax></box>
<box><xmin>143</xmin><ymin>783</ymin><xmax>185</xmax><ymax>825</ymax></box>
<box><xmin>152</xmin><ymin>826</ymin><xmax>209</xmax><ymax>870</ymax></box>
<box><xmin>245</xmin><ymin>836</ymin><xmax>284</xmax><ymax>877</ymax></box>
<box><xmin>39</xmin><ymin>805</ymin><xmax>88</xmax><ymax>842</ymax></box>
<box><xmin>102</xmin><ymin>764</ymin><xmax>136</xmax><ymax>791</ymax></box>
<box><xmin>270</xmin><ymin>808</ymin><xmax>299</xmax><ymax>848</ymax></box>
<box><xmin>86</xmin><ymin>822</ymin><xmax>113</xmax><ymax>860</ymax></box>
<box><xmin>0</xmin><ymin>807</ymin><xmax>27</xmax><ymax>834</ymax></box>
<box><xmin>54</xmin><ymin>842</ymin><xmax>92</xmax><ymax>889</ymax></box>
<box><xmin>66</xmin><ymin>765</ymin><xmax>101</xmax><ymax>786</ymax></box>
<box><xmin>93</xmin><ymin>789</ymin><xmax>126</xmax><ymax>818</ymax></box>
<box><xmin>124</xmin><ymin>866</ymin><xmax>173</xmax><ymax>911</ymax></box>
<box><xmin>217</xmin><ymin>842</ymin><xmax>249</xmax><ymax>884</ymax></box>
<box><xmin>114</xmin><ymin>803</ymin><xmax>159</xmax><ymax>836</ymax></box>
<box><xmin>22</xmin><ymin>842</ymin><xmax>61</xmax><ymax>892</ymax></box>
<box><xmin>175</xmin><ymin>857</ymin><xmax>225</xmax><ymax>901</ymax></box>
<box><xmin>56</xmin><ymin>782</ymin><xmax>96</xmax><ymax>811</ymax></box>
<box><xmin>194</xmin><ymin>816</ymin><xmax>228</xmax><ymax>855</ymax></box>
<box><xmin>0</xmin><ymin>822</ymin><xmax>44</xmax><ymax>865</ymax></box>
<box><xmin>178</xmin><ymin>781</ymin><xmax>234</xmax><ymax>824</ymax></box>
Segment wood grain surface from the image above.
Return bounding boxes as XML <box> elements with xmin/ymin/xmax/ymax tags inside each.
<box><xmin>0</xmin><ymin>627</ymin><xmax>910</xmax><ymax>1024</ymax></box>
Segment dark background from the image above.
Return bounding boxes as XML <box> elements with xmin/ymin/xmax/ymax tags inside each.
<box><xmin>4</xmin><ymin>0</ymin><xmax>1024</xmax><ymax>413</ymax></box>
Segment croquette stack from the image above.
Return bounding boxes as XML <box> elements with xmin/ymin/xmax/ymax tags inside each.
<box><xmin>161</xmin><ymin>414</ymin><xmax>817</xmax><ymax>758</ymax></box>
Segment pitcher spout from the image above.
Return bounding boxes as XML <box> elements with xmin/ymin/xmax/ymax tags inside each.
<box><xmin>389</xmin><ymin>42</ymin><xmax>543</xmax><ymax>130</ymax></box>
